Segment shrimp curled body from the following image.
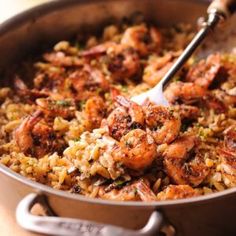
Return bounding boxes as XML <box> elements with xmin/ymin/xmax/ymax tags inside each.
<box><xmin>114</xmin><ymin>129</ymin><xmax>157</xmax><ymax>170</ymax></box>
<box><xmin>164</xmin><ymin>135</ymin><xmax>209</xmax><ymax>187</ymax></box>
<box><xmin>14</xmin><ymin>110</ymin><xmax>64</xmax><ymax>158</ymax></box>
<box><xmin>164</xmin><ymin>81</ymin><xmax>206</xmax><ymax>104</ymax></box>
<box><xmin>106</xmin><ymin>96</ymin><xmax>145</xmax><ymax>140</ymax></box>
<box><xmin>144</xmin><ymin>103</ymin><xmax>181</xmax><ymax>144</ymax></box>
<box><xmin>14</xmin><ymin>111</ymin><xmax>43</xmax><ymax>156</ymax></box>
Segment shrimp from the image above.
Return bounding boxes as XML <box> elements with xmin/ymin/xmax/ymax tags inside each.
<box><xmin>36</xmin><ymin>98</ymin><xmax>76</xmax><ymax>119</ymax></box>
<box><xmin>164</xmin><ymin>81</ymin><xmax>206</xmax><ymax>104</ymax></box>
<box><xmin>14</xmin><ymin>76</ymin><xmax>49</xmax><ymax>101</ymax></box>
<box><xmin>202</xmin><ymin>93</ymin><xmax>226</xmax><ymax>114</ymax></box>
<box><xmin>83</xmin><ymin>96</ymin><xmax>106</xmax><ymax>130</ymax></box>
<box><xmin>110</xmin><ymin>87</ymin><xmax>121</xmax><ymax>101</ymax></box>
<box><xmin>68</xmin><ymin>64</ymin><xmax>110</xmax><ymax>100</ymax></box>
<box><xmin>105</xmin><ymin>106</ymin><xmax>131</xmax><ymax>140</ymax></box>
<box><xmin>80</xmin><ymin>43</ymin><xmax>141</xmax><ymax>82</ymax></box>
<box><xmin>113</xmin><ymin>129</ymin><xmax>157</xmax><ymax>170</ymax></box>
<box><xmin>99</xmin><ymin>179</ymin><xmax>157</xmax><ymax>201</ymax></box>
<box><xmin>14</xmin><ymin>110</ymin><xmax>43</xmax><ymax>156</ymax></box>
<box><xmin>107</xmin><ymin>46</ymin><xmax>141</xmax><ymax>82</ymax></box>
<box><xmin>143</xmin><ymin>52</ymin><xmax>180</xmax><ymax>86</ymax></box>
<box><xmin>224</xmin><ymin>125</ymin><xmax>236</xmax><ymax>152</ymax></box>
<box><xmin>121</xmin><ymin>25</ymin><xmax>162</xmax><ymax>56</ymax></box>
<box><xmin>173</xmin><ymin>104</ymin><xmax>200</xmax><ymax>121</ymax></box>
<box><xmin>186</xmin><ymin>54</ymin><xmax>222</xmax><ymax>89</ymax></box>
<box><xmin>219</xmin><ymin>149</ymin><xmax>236</xmax><ymax>188</ymax></box>
<box><xmin>163</xmin><ymin>134</ymin><xmax>209</xmax><ymax>187</ymax></box>
<box><xmin>83</xmin><ymin>64</ymin><xmax>110</xmax><ymax>91</ymax></box>
<box><xmin>218</xmin><ymin>123</ymin><xmax>236</xmax><ymax>187</ymax></box>
<box><xmin>157</xmin><ymin>185</ymin><xmax>199</xmax><ymax>200</ymax></box>
<box><xmin>214</xmin><ymin>90</ymin><xmax>236</xmax><ymax>107</ymax></box>
<box><xmin>106</xmin><ymin>96</ymin><xmax>145</xmax><ymax>140</ymax></box>
<box><xmin>33</xmin><ymin>66</ymin><xmax>66</xmax><ymax>94</ymax></box>
<box><xmin>79</xmin><ymin>42</ymin><xmax>115</xmax><ymax>57</ymax></box>
<box><xmin>143</xmin><ymin>103</ymin><xmax>181</xmax><ymax>144</ymax></box>
<box><xmin>14</xmin><ymin>111</ymin><xmax>64</xmax><ymax>158</ymax></box>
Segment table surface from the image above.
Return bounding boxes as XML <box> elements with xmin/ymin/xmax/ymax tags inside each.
<box><xmin>0</xmin><ymin>1</ymin><xmax>50</xmax><ymax>235</ymax></box>
<box><xmin>0</xmin><ymin>204</ymin><xmax>41</xmax><ymax>236</ymax></box>
<box><xmin>0</xmin><ymin>0</ymin><xmax>50</xmax><ymax>23</ymax></box>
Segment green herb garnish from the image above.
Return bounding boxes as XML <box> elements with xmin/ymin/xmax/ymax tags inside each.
<box><xmin>56</xmin><ymin>100</ymin><xmax>71</xmax><ymax>107</ymax></box>
<box><xmin>74</xmin><ymin>137</ymin><xmax>81</xmax><ymax>142</ymax></box>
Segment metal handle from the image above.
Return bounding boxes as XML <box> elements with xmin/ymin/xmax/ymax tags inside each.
<box><xmin>208</xmin><ymin>0</ymin><xmax>236</xmax><ymax>18</ymax></box>
<box><xmin>16</xmin><ymin>193</ymin><xmax>163</xmax><ymax>236</ymax></box>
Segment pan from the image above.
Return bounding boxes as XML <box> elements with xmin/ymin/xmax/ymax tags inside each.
<box><xmin>0</xmin><ymin>0</ymin><xmax>236</xmax><ymax>235</ymax></box>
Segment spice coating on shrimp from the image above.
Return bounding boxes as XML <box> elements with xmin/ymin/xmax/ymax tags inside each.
<box><xmin>114</xmin><ymin>129</ymin><xmax>157</xmax><ymax>170</ymax></box>
<box><xmin>164</xmin><ymin>134</ymin><xmax>209</xmax><ymax>187</ymax></box>
<box><xmin>106</xmin><ymin>96</ymin><xmax>145</xmax><ymax>140</ymax></box>
<box><xmin>144</xmin><ymin>103</ymin><xmax>181</xmax><ymax>144</ymax></box>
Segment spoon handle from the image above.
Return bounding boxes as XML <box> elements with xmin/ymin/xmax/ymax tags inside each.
<box><xmin>208</xmin><ymin>0</ymin><xmax>236</xmax><ymax>18</ymax></box>
<box><xmin>157</xmin><ymin>0</ymin><xmax>235</xmax><ymax>89</ymax></box>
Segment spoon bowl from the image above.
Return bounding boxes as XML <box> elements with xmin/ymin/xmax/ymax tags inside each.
<box><xmin>131</xmin><ymin>82</ymin><xmax>169</xmax><ymax>106</ymax></box>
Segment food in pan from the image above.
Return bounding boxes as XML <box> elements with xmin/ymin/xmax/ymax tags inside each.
<box><xmin>0</xmin><ymin>22</ymin><xmax>235</xmax><ymax>201</ymax></box>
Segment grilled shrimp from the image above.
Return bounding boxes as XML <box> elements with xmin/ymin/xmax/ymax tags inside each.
<box><xmin>224</xmin><ymin>125</ymin><xmax>236</xmax><ymax>152</ymax></box>
<box><xmin>143</xmin><ymin>103</ymin><xmax>181</xmax><ymax>144</ymax></box>
<box><xmin>14</xmin><ymin>76</ymin><xmax>49</xmax><ymax>101</ymax></box>
<box><xmin>173</xmin><ymin>104</ymin><xmax>200</xmax><ymax>121</ymax></box>
<box><xmin>157</xmin><ymin>185</ymin><xmax>199</xmax><ymax>200</ymax></box>
<box><xmin>214</xmin><ymin>90</ymin><xmax>236</xmax><ymax>107</ymax></box>
<box><xmin>36</xmin><ymin>98</ymin><xmax>76</xmax><ymax>119</ymax></box>
<box><xmin>218</xmin><ymin>122</ymin><xmax>236</xmax><ymax>187</ymax></box>
<box><xmin>67</xmin><ymin>64</ymin><xmax>110</xmax><ymax>100</ymax></box>
<box><xmin>14</xmin><ymin>111</ymin><xmax>64</xmax><ymax>158</ymax></box>
<box><xmin>34</xmin><ymin>63</ymin><xmax>110</xmax><ymax>101</ymax></box>
<box><xmin>14</xmin><ymin>110</ymin><xmax>43</xmax><ymax>156</ymax></box>
<box><xmin>79</xmin><ymin>42</ymin><xmax>115</xmax><ymax>57</ymax></box>
<box><xmin>81</xmin><ymin>43</ymin><xmax>141</xmax><ymax>82</ymax></box>
<box><xmin>203</xmin><ymin>93</ymin><xmax>226</xmax><ymax>114</ymax></box>
<box><xmin>164</xmin><ymin>134</ymin><xmax>209</xmax><ymax>186</ymax></box>
<box><xmin>106</xmin><ymin>96</ymin><xmax>145</xmax><ymax>140</ymax></box>
<box><xmin>186</xmin><ymin>54</ymin><xmax>221</xmax><ymax>89</ymax></box>
<box><xmin>107</xmin><ymin>45</ymin><xmax>141</xmax><ymax>82</ymax></box>
<box><xmin>219</xmin><ymin>149</ymin><xmax>236</xmax><ymax>187</ymax></box>
<box><xmin>113</xmin><ymin>129</ymin><xmax>157</xmax><ymax>170</ymax></box>
<box><xmin>83</xmin><ymin>96</ymin><xmax>106</xmax><ymax>130</ymax></box>
<box><xmin>121</xmin><ymin>25</ymin><xmax>162</xmax><ymax>56</ymax></box>
<box><xmin>164</xmin><ymin>81</ymin><xmax>206</xmax><ymax>104</ymax></box>
<box><xmin>99</xmin><ymin>179</ymin><xmax>157</xmax><ymax>201</ymax></box>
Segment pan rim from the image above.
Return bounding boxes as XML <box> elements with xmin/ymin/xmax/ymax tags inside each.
<box><xmin>0</xmin><ymin>0</ymin><xmax>208</xmax><ymax>36</ymax></box>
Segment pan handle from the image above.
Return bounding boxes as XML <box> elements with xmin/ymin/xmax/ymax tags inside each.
<box><xmin>16</xmin><ymin>193</ymin><xmax>163</xmax><ymax>236</ymax></box>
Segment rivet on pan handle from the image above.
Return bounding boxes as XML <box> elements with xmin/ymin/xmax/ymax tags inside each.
<box><xmin>16</xmin><ymin>193</ymin><xmax>163</xmax><ymax>236</ymax></box>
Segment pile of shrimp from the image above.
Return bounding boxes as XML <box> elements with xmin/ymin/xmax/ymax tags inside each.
<box><xmin>0</xmin><ymin>22</ymin><xmax>235</xmax><ymax>201</ymax></box>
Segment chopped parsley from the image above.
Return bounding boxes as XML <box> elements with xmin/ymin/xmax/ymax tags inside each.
<box><xmin>55</xmin><ymin>100</ymin><xmax>71</xmax><ymax>107</ymax></box>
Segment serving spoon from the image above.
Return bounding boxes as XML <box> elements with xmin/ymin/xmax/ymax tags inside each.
<box><xmin>131</xmin><ymin>0</ymin><xmax>236</xmax><ymax>106</ymax></box>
